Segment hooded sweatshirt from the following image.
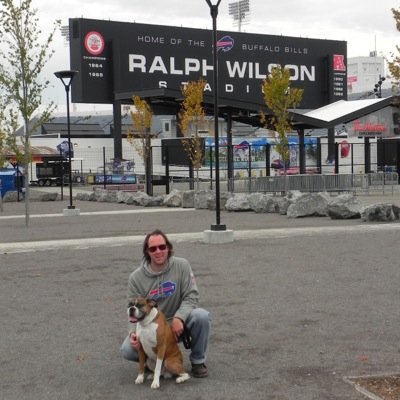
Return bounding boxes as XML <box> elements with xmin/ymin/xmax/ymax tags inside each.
<box><xmin>127</xmin><ymin>256</ymin><xmax>199</xmax><ymax>333</ymax></box>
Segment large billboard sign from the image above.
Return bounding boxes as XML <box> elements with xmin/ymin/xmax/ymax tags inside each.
<box><xmin>69</xmin><ymin>18</ymin><xmax>347</xmax><ymax>109</ymax></box>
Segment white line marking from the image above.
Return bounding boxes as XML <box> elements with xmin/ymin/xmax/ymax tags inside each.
<box><xmin>0</xmin><ymin>208</ymin><xmax>194</xmax><ymax>220</ymax></box>
<box><xmin>1</xmin><ymin>223</ymin><xmax>399</xmax><ymax>254</ymax></box>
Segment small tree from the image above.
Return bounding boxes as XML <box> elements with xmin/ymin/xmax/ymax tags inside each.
<box><xmin>127</xmin><ymin>95</ymin><xmax>153</xmax><ymax>194</ymax></box>
<box><xmin>388</xmin><ymin>7</ymin><xmax>400</xmax><ymax>91</ymax></box>
<box><xmin>0</xmin><ymin>0</ymin><xmax>59</xmax><ymax>225</ymax></box>
<box><xmin>179</xmin><ymin>79</ymin><xmax>207</xmax><ymax>190</ymax></box>
<box><xmin>261</xmin><ymin>66</ymin><xmax>303</xmax><ymax>175</ymax></box>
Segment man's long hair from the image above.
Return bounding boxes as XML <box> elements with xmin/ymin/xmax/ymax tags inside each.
<box><xmin>142</xmin><ymin>229</ymin><xmax>174</xmax><ymax>263</ymax></box>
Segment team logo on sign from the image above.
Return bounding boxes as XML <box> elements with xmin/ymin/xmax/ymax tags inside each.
<box><xmin>333</xmin><ymin>54</ymin><xmax>346</xmax><ymax>72</ymax></box>
<box><xmin>84</xmin><ymin>31</ymin><xmax>105</xmax><ymax>56</ymax></box>
<box><xmin>217</xmin><ymin>35</ymin><xmax>234</xmax><ymax>52</ymax></box>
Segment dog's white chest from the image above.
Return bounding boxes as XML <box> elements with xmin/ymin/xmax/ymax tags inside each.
<box><xmin>137</xmin><ymin>321</ymin><xmax>159</xmax><ymax>359</ymax></box>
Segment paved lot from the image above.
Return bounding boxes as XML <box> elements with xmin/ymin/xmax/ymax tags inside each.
<box><xmin>1</xmin><ymin>189</ymin><xmax>400</xmax><ymax>399</ymax></box>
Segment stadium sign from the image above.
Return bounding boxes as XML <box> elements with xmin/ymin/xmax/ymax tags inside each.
<box><xmin>69</xmin><ymin>18</ymin><xmax>347</xmax><ymax>109</ymax></box>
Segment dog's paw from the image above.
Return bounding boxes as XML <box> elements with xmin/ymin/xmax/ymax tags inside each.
<box><xmin>150</xmin><ymin>379</ymin><xmax>160</xmax><ymax>389</ymax></box>
<box><xmin>176</xmin><ymin>373</ymin><xmax>190</xmax><ymax>384</ymax></box>
<box><xmin>135</xmin><ymin>374</ymin><xmax>144</xmax><ymax>385</ymax></box>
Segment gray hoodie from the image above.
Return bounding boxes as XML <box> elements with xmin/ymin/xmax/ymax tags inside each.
<box><xmin>127</xmin><ymin>256</ymin><xmax>200</xmax><ymax>332</ymax></box>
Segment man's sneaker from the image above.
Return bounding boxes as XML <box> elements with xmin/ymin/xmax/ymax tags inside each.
<box><xmin>191</xmin><ymin>363</ymin><xmax>208</xmax><ymax>378</ymax></box>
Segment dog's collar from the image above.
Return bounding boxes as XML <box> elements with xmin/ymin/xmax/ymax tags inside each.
<box><xmin>141</xmin><ymin>307</ymin><xmax>159</xmax><ymax>326</ymax></box>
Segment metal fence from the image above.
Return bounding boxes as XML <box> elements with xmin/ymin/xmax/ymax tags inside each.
<box><xmin>40</xmin><ymin>140</ymin><xmax>400</xmax><ymax>196</ymax></box>
<box><xmin>247</xmin><ymin>172</ymin><xmax>399</xmax><ymax>194</ymax></box>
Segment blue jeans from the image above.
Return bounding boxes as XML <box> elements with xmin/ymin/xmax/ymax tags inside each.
<box><xmin>120</xmin><ymin>308</ymin><xmax>211</xmax><ymax>364</ymax></box>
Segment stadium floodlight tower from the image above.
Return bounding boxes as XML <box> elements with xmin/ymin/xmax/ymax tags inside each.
<box><xmin>228</xmin><ymin>0</ymin><xmax>250</xmax><ymax>32</ymax></box>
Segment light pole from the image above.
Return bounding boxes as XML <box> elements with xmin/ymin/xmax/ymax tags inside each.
<box><xmin>54</xmin><ymin>70</ymin><xmax>78</xmax><ymax>210</ymax></box>
<box><xmin>373</xmin><ymin>74</ymin><xmax>386</xmax><ymax>98</ymax></box>
<box><xmin>205</xmin><ymin>0</ymin><xmax>226</xmax><ymax>231</ymax></box>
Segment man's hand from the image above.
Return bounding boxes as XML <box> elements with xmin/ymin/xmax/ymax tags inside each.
<box><xmin>171</xmin><ymin>317</ymin><xmax>184</xmax><ymax>341</ymax></box>
<box><xmin>129</xmin><ymin>332</ymin><xmax>141</xmax><ymax>351</ymax></box>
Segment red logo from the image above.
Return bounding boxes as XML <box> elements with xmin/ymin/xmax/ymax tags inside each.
<box><xmin>333</xmin><ymin>54</ymin><xmax>346</xmax><ymax>72</ymax></box>
<box><xmin>84</xmin><ymin>31</ymin><xmax>105</xmax><ymax>56</ymax></box>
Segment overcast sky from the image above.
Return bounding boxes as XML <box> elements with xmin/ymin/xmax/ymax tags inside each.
<box><xmin>33</xmin><ymin>0</ymin><xmax>400</xmax><ymax>111</ymax></box>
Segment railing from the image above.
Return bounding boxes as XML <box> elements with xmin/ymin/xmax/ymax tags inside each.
<box><xmin>245</xmin><ymin>172</ymin><xmax>399</xmax><ymax>194</ymax></box>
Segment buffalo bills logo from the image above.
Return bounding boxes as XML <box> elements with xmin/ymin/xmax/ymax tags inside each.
<box><xmin>217</xmin><ymin>35</ymin><xmax>234</xmax><ymax>52</ymax></box>
<box><xmin>148</xmin><ymin>281</ymin><xmax>176</xmax><ymax>300</ymax></box>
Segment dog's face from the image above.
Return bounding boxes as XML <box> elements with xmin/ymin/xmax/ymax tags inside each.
<box><xmin>127</xmin><ymin>297</ymin><xmax>156</xmax><ymax>323</ymax></box>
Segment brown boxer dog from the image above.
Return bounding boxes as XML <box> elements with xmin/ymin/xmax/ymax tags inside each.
<box><xmin>127</xmin><ymin>297</ymin><xmax>190</xmax><ymax>389</ymax></box>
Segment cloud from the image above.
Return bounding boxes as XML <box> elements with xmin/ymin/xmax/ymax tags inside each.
<box><xmin>30</xmin><ymin>0</ymin><xmax>400</xmax><ymax>109</ymax></box>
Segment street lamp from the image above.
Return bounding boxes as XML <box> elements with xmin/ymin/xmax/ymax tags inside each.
<box><xmin>54</xmin><ymin>70</ymin><xmax>78</xmax><ymax>210</ymax></box>
<box><xmin>373</xmin><ymin>75</ymin><xmax>386</xmax><ymax>98</ymax></box>
<box><xmin>205</xmin><ymin>0</ymin><xmax>226</xmax><ymax>232</ymax></box>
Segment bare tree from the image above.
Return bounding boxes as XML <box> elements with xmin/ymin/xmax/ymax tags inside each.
<box><xmin>0</xmin><ymin>0</ymin><xmax>59</xmax><ymax>225</ymax></box>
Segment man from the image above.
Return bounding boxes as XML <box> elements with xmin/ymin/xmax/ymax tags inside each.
<box><xmin>120</xmin><ymin>229</ymin><xmax>211</xmax><ymax>378</ymax></box>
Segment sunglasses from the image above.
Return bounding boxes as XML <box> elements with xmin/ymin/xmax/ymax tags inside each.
<box><xmin>148</xmin><ymin>244</ymin><xmax>168</xmax><ymax>253</ymax></box>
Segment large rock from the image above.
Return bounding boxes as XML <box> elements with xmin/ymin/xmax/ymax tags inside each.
<box><xmin>182</xmin><ymin>190</ymin><xmax>195</xmax><ymax>208</ymax></box>
<box><xmin>125</xmin><ymin>191</ymin><xmax>151</xmax><ymax>206</ymax></box>
<box><xmin>76</xmin><ymin>192</ymin><xmax>91</xmax><ymax>201</ymax></box>
<box><xmin>249</xmin><ymin>193</ymin><xmax>280</xmax><ymax>213</ymax></box>
<box><xmin>279</xmin><ymin>191</ymin><xmax>303</xmax><ymax>215</ymax></box>
<box><xmin>207</xmin><ymin>192</ymin><xmax>232</xmax><ymax>210</ymax></box>
<box><xmin>327</xmin><ymin>193</ymin><xmax>363</xmax><ymax>219</ymax></box>
<box><xmin>194</xmin><ymin>190</ymin><xmax>215</xmax><ymax>209</ymax></box>
<box><xmin>91</xmin><ymin>189</ymin><xmax>107</xmax><ymax>202</ymax></box>
<box><xmin>3</xmin><ymin>191</ymin><xmax>19</xmax><ymax>202</ymax></box>
<box><xmin>97</xmin><ymin>190</ymin><xmax>117</xmax><ymax>203</ymax></box>
<box><xmin>163</xmin><ymin>189</ymin><xmax>182</xmax><ymax>207</ymax></box>
<box><xmin>362</xmin><ymin>203</ymin><xmax>400</xmax><ymax>222</ymax></box>
<box><xmin>39</xmin><ymin>192</ymin><xmax>58</xmax><ymax>201</ymax></box>
<box><xmin>225</xmin><ymin>193</ymin><xmax>252</xmax><ymax>211</ymax></box>
<box><xmin>287</xmin><ymin>192</ymin><xmax>330</xmax><ymax>218</ymax></box>
<box><xmin>116</xmin><ymin>191</ymin><xmax>130</xmax><ymax>203</ymax></box>
<box><xmin>143</xmin><ymin>195</ymin><xmax>165</xmax><ymax>207</ymax></box>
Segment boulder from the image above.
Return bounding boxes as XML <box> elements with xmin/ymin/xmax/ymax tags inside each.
<box><xmin>3</xmin><ymin>191</ymin><xmax>19</xmax><ymax>202</ymax></box>
<box><xmin>39</xmin><ymin>192</ymin><xmax>58</xmax><ymax>201</ymax></box>
<box><xmin>116</xmin><ymin>191</ymin><xmax>130</xmax><ymax>203</ymax></box>
<box><xmin>249</xmin><ymin>193</ymin><xmax>280</xmax><ymax>213</ymax></box>
<box><xmin>163</xmin><ymin>189</ymin><xmax>182</xmax><ymax>207</ymax></box>
<box><xmin>327</xmin><ymin>193</ymin><xmax>363</xmax><ymax>219</ymax></box>
<box><xmin>76</xmin><ymin>192</ymin><xmax>91</xmax><ymax>201</ymax></box>
<box><xmin>182</xmin><ymin>190</ymin><xmax>195</xmax><ymax>208</ymax></box>
<box><xmin>287</xmin><ymin>192</ymin><xmax>330</xmax><ymax>218</ymax></box>
<box><xmin>279</xmin><ymin>191</ymin><xmax>303</xmax><ymax>215</ymax></box>
<box><xmin>97</xmin><ymin>190</ymin><xmax>117</xmax><ymax>203</ymax></box>
<box><xmin>125</xmin><ymin>191</ymin><xmax>151</xmax><ymax>206</ymax></box>
<box><xmin>142</xmin><ymin>194</ymin><xmax>165</xmax><ymax>207</ymax></box>
<box><xmin>362</xmin><ymin>203</ymin><xmax>400</xmax><ymax>222</ymax></box>
<box><xmin>194</xmin><ymin>190</ymin><xmax>215</xmax><ymax>209</ymax></box>
<box><xmin>207</xmin><ymin>192</ymin><xmax>232</xmax><ymax>210</ymax></box>
<box><xmin>225</xmin><ymin>193</ymin><xmax>252</xmax><ymax>211</ymax></box>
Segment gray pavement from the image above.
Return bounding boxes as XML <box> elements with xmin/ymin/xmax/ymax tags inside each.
<box><xmin>1</xmin><ymin>188</ymin><xmax>400</xmax><ymax>399</ymax></box>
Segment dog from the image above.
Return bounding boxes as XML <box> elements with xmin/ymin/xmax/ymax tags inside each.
<box><xmin>127</xmin><ymin>296</ymin><xmax>190</xmax><ymax>389</ymax></box>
